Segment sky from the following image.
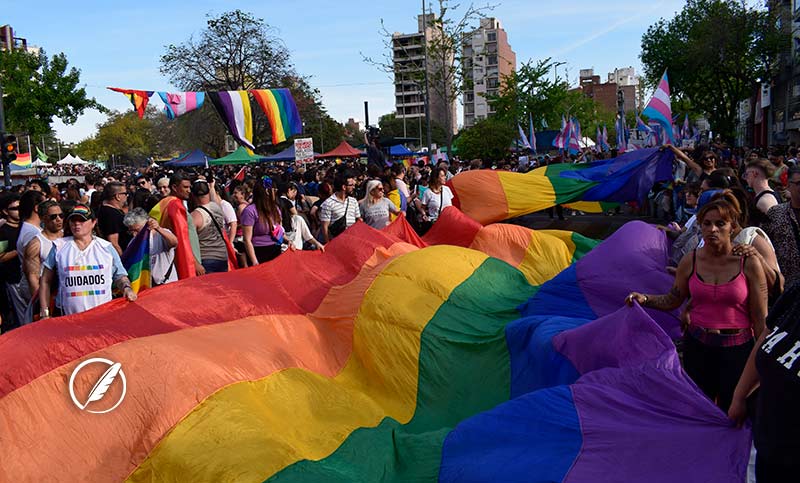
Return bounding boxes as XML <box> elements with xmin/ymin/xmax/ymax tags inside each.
<box><xmin>6</xmin><ymin>0</ymin><xmax>687</xmax><ymax>145</ymax></box>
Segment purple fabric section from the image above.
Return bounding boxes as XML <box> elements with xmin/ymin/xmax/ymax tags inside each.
<box><xmin>556</xmin><ymin>306</ymin><xmax>750</xmax><ymax>483</ymax></box>
<box><xmin>208</xmin><ymin>91</ymin><xmax>255</xmax><ymax>150</ymax></box>
<box><xmin>217</xmin><ymin>91</ymin><xmax>238</xmax><ymax>135</ymax></box>
<box><xmin>575</xmin><ymin>221</ymin><xmax>680</xmax><ymax>338</ymax></box>
<box><xmin>553</xmin><ymin>304</ymin><xmax>675</xmax><ymax>375</ymax></box>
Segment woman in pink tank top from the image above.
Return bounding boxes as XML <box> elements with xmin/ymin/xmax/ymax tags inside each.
<box><xmin>626</xmin><ymin>195</ymin><xmax>768</xmax><ymax>411</ymax></box>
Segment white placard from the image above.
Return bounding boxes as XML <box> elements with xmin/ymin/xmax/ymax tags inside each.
<box><xmin>294</xmin><ymin>138</ymin><xmax>314</xmax><ymax>165</ymax></box>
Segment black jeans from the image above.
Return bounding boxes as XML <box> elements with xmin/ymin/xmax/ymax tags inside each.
<box><xmin>682</xmin><ymin>333</ymin><xmax>754</xmax><ymax>412</ymax></box>
<box><xmin>545</xmin><ymin>205</ymin><xmax>565</xmax><ymax>220</ymax></box>
<box><xmin>254</xmin><ymin>244</ymin><xmax>281</xmax><ymax>264</ymax></box>
<box><xmin>756</xmin><ymin>450</ymin><xmax>800</xmax><ymax>482</ymax></box>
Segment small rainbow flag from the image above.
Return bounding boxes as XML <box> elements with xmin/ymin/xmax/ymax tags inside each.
<box><xmin>11</xmin><ymin>153</ymin><xmax>31</xmax><ymax>168</ymax></box>
<box><xmin>121</xmin><ymin>226</ymin><xmax>151</xmax><ymax>294</ymax></box>
<box><xmin>250</xmin><ymin>88</ymin><xmax>303</xmax><ymax>144</ymax></box>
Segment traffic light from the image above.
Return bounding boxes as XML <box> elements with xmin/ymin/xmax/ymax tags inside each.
<box><xmin>1</xmin><ymin>134</ymin><xmax>17</xmax><ymax>164</ymax></box>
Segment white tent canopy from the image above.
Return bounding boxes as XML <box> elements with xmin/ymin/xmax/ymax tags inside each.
<box><xmin>31</xmin><ymin>159</ymin><xmax>51</xmax><ymax>167</ymax></box>
<box><xmin>57</xmin><ymin>154</ymin><xmax>89</xmax><ymax>165</ymax></box>
<box><xmin>580</xmin><ymin>136</ymin><xmax>596</xmax><ymax>148</ymax></box>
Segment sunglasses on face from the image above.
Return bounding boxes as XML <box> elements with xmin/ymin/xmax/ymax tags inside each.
<box><xmin>138</xmin><ymin>181</ymin><xmax>147</xmax><ymax>186</ymax></box>
<box><xmin>48</xmin><ymin>213</ymin><xmax>64</xmax><ymax>221</ymax></box>
<box><xmin>7</xmin><ymin>206</ymin><xmax>19</xmax><ymax>211</ymax></box>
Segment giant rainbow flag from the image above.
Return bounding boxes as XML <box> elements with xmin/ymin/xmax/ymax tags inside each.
<box><xmin>448</xmin><ymin>147</ymin><xmax>673</xmax><ymax>224</ymax></box>
<box><xmin>0</xmin><ymin>174</ymin><xmax>750</xmax><ymax>481</ymax></box>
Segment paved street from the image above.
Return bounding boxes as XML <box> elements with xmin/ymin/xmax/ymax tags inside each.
<box><xmin>509</xmin><ymin>210</ymin><xmax>660</xmax><ymax>240</ymax></box>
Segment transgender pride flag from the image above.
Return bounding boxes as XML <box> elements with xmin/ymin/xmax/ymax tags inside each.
<box><xmin>158</xmin><ymin>92</ymin><xmax>205</xmax><ymax>120</ymax></box>
<box><xmin>642</xmin><ymin>70</ymin><xmax>675</xmax><ymax>143</ymax></box>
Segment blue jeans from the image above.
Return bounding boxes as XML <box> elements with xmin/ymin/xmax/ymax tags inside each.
<box><xmin>201</xmin><ymin>259</ymin><xmax>229</xmax><ymax>274</ymax></box>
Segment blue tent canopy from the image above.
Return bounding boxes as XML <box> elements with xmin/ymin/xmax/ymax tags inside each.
<box><xmin>261</xmin><ymin>144</ymin><xmax>320</xmax><ymax>162</ymax></box>
<box><xmin>164</xmin><ymin>149</ymin><xmax>214</xmax><ymax>167</ymax></box>
<box><xmin>388</xmin><ymin>144</ymin><xmax>413</xmax><ymax>157</ymax></box>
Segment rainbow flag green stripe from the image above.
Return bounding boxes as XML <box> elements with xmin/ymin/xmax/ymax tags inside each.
<box><xmin>265</xmin><ymin>256</ymin><xmax>536</xmax><ymax>482</ymax></box>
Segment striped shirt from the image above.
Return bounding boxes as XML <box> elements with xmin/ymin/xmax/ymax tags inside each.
<box><xmin>319</xmin><ymin>195</ymin><xmax>360</xmax><ymax>228</ymax></box>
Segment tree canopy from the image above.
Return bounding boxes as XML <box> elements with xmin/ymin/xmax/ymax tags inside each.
<box><xmin>487</xmin><ymin>58</ymin><xmax>614</xmax><ymax>143</ymax></box>
<box><xmin>454</xmin><ymin>117</ymin><xmax>514</xmax><ymax>162</ymax></box>
<box><xmin>378</xmin><ymin>112</ymin><xmax>448</xmax><ymax>148</ymax></box>
<box><xmin>76</xmin><ymin>107</ymin><xmax>174</xmax><ymax>163</ymax></box>
<box><xmin>640</xmin><ymin>0</ymin><xmax>787</xmax><ymax>140</ymax></box>
<box><xmin>0</xmin><ymin>48</ymin><xmax>101</xmax><ymax>137</ymax></box>
<box><xmin>159</xmin><ymin>9</ymin><xmax>343</xmax><ymax>154</ymax></box>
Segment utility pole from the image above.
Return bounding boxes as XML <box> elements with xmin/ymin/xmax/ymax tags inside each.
<box><xmin>1</xmin><ymin>83</ymin><xmax>10</xmax><ymax>187</ymax></box>
<box><xmin>421</xmin><ymin>0</ymin><xmax>433</xmax><ymax>155</ymax></box>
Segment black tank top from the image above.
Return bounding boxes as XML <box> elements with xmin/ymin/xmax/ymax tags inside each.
<box><xmin>750</xmin><ymin>190</ymin><xmax>781</xmax><ymax>227</ymax></box>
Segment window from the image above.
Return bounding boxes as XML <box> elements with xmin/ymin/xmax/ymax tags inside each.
<box><xmin>487</xmin><ymin>55</ymin><xmax>497</xmax><ymax>66</ymax></box>
<box><xmin>487</xmin><ymin>32</ymin><xmax>496</xmax><ymax>42</ymax></box>
<box><xmin>487</xmin><ymin>77</ymin><xmax>499</xmax><ymax>88</ymax></box>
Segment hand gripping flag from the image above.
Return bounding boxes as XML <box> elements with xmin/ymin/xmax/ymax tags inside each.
<box><xmin>642</xmin><ymin>70</ymin><xmax>675</xmax><ymax>143</ymax></box>
<box><xmin>108</xmin><ymin>87</ymin><xmax>154</xmax><ymax>119</ymax></box>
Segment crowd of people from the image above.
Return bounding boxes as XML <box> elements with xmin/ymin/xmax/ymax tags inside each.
<box><xmin>626</xmin><ymin>144</ymin><xmax>799</xmax><ymax>481</ymax></box>
<box><xmin>2</xmin><ymin>141</ymin><xmax>800</xmax><ymax>479</ymax></box>
<box><xmin>0</xmin><ymin>154</ymin><xmax>471</xmax><ymax>329</ymax></box>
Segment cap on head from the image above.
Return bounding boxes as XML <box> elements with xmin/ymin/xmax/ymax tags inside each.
<box><xmin>67</xmin><ymin>204</ymin><xmax>95</xmax><ymax>221</ymax></box>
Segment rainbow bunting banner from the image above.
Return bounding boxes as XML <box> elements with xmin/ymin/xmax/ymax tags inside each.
<box><xmin>250</xmin><ymin>88</ymin><xmax>303</xmax><ymax>144</ymax></box>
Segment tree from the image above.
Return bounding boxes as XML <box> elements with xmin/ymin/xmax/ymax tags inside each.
<box><xmin>378</xmin><ymin>112</ymin><xmax>448</xmax><ymax>148</ymax></box>
<box><xmin>76</xmin><ymin>107</ymin><xmax>174</xmax><ymax>163</ymax></box>
<box><xmin>488</xmin><ymin>58</ymin><xmax>614</xmax><ymax>142</ymax></box>
<box><xmin>454</xmin><ymin>117</ymin><xmax>514</xmax><ymax>162</ymax></box>
<box><xmin>365</xmin><ymin>1</ymin><xmax>495</xmax><ymax>154</ymax></box>
<box><xmin>640</xmin><ymin>0</ymin><xmax>787</xmax><ymax>141</ymax></box>
<box><xmin>159</xmin><ymin>9</ymin><xmax>336</xmax><ymax>154</ymax></box>
<box><xmin>0</xmin><ymin>48</ymin><xmax>101</xmax><ymax>137</ymax></box>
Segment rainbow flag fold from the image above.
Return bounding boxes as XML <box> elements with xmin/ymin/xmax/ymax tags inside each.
<box><xmin>0</xmin><ymin>216</ymin><xmax>750</xmax><ymax>482</ymax></box>
<box><xmin>120</xmin><ymin>226</ymin><xmax>151</xmax><ymax>293</ymax></box>
<box><xmin>108</xmin><ymin>87</ymin><xmax>154</xmax><ymax>119</ymax></box>
<box><xmin>448</xmin><ymin>147</ymin><xmax>674</xmax><ymax>225</ymax></box>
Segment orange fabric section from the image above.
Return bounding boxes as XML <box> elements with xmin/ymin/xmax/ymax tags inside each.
<box><xmin>0</xmin><ymin>243</ymin><xmax>416</xmax><ymax>483</ymax></box>
<box><xmin>447</xmin><ymin>170</ymin><xmax>508</xmax><ymax>224</ymax></box>
<box><xmin>469</xmin><ymin>224</ymin><xmax>530</xmax><ymax>268</ymax></box>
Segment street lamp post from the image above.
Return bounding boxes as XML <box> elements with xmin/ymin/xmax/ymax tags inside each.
<box><xmin>422</xmin><ymin>0</ymin><xmax>432</xmax><ymax>155</ymax></box>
